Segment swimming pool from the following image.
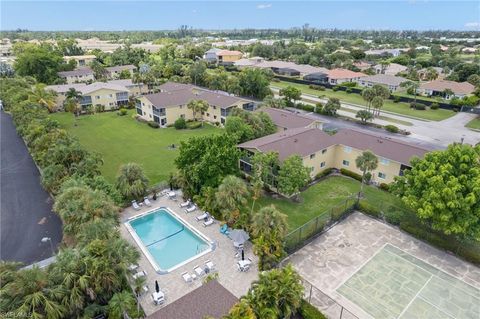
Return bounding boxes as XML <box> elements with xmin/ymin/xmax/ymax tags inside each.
<box><xmin>126</xmin><ymin>208</ymin><xmax>213</xmax><ymax>274</ymax></box>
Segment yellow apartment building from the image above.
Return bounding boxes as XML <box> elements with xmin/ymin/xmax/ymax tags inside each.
<box><xmin>238</xmin><ymin>127</ymin><xmax>431</xmax><ymax>185</ymax></box>
<box><xmin>58</xmin><ymin>68</ymin><xmax>95</xmax><ymax>84</ymax></box>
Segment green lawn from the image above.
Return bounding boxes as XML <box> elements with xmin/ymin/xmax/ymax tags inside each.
<box><xmin>466</xmin><ymin>116</ymin><xmax>480</xmax><ymax>130</ymax></box>
<box><xmin>272</xmin><ymin>81</ymin><xmax>455</xmax><ymax>121</ymax></box>
<box><xmin>52</xmin><ymin>110</ymin><xmax>221</xmax><ymax>185</ymax></box>
<box><xmin>255</xmin><ymin>175</ymin><xmax>408</xmax><ymax>230</ymax></box>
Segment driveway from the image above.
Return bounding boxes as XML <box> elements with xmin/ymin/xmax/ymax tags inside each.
<box><xmin>0</xmin><ymin>111</ymin><xmax>62</xmax><ymax>265</ymax></box>
<box><xmin>272</xmin><ymin>87</ymin><xmax>480</xmax><ymax>148</ymax></box>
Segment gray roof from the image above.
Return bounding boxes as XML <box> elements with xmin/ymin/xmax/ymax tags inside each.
<box><xmin>147</xmin><ymin>280</ymin><xmax>237</xmax><ymax>319</ymax></box>
<box><xmin>238</xmin><ymin>127</ymin><xmax>431</xmax><ymax>165</ymax></box>
<box><xmin>108</xmin><ymin>79</ymin><xmax>143</xmax><ymax>87</ymax></box>
<box><xmin>158</xmin><ymin>82</ymin><xmax>197</xmax><ymax>92</ymax></box>
<box><xmin>46</xmin><ymin>82</ymin><xmax>128</xmax><ymax>94</ymax></box>
<box><xmin>105</xmin><ymin>64</ymin><xmax>136</xmax><ymax>72</ymax></box>
<box><xmin>57</xmin><ymin>68</ymin><xmax>94</xmax><ymax>77</ymax></box>
<box><xmin>358</xmin><ymin>74</ymin><xmax>406</xmax><ymax>86</ymax></box>
<box><xmin>259</xmin><ymin>107</ymin><xmax>317</xmax><ymax>130</ymax></box>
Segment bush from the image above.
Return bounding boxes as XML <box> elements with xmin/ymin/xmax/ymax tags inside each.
<box><xmin>314</xmin><ymin>103</ymin><xmax>323</xmax><ymax>113</ymax></box>
<box><xmin>385</xmin><ymin>124</ymin><xmax>399</xmax><ymax>133</ymax></box>
<box><xmin>332</xmin><ymin>86</ymin><xmax>339</xmax><ymax>91</ymax></box>
<box><xmin>147</xmin><ymin>121</ymin><xmax>160</xmax><ymax>128</ymax></box>
<box><xmin>393</xmin><ymin>96</ymin><xmax>401</xmax><ymax>103</ymax></box>
<box><xmin>379</xmin><ymin>183</ymin><xmax>390</xmax><ymax>191</ymax></box>
<box><xmin>410</xmin><ymin>102</ymin><xmax>426</xmax><ymax>110</ymax></box>
<box><xmin>315</xmin><ymin>168</ymin><xmax>333</xmax><ymax>180</ymax></box>
<box><xmin>299</xmin><ymin>300</ymin><xmax>327</xmax><ymax>319</ymax></box>
<box><xmin>95</xmin><ymin>104</ymin><xmax>105</xmax><ymax>113</ymax></box>
<box><xmin>345</xmin><ymin>88</ymin><xmax>353</xmax><ymax>94</ymax></box>
<box><xmin>308</xmin><ymin>84</ymin><xmax>325</xmax><ymax>91</ymax></box>
<box><xmin>339</xmin><ymin>168</ymin><xmax>362</xmax><ymax>181</ymax></box>
<box><xmin>357</xmin><ymin>200</ymin><xmax>382</xmax><ymax>218</ymax></box>
<box><xmin>296</xmin><ymin>103</ymin><xmax>315</xmax><ymax>112</ymax></box>
<box><xmin>340</xmin><ymin>82</ymin><xmax>357</xmax><ymax>88</ymax></box>
<box><xmin>186</xmin><ymin>121</ymin><xmax>202</xmax><ymax>129</ymax></box>
<box><xmin>430</xmin><ymin>102</ymin><xmax>439</xmax><ymax>110</ymax></box>
<box><xmin>118</xmin><ymin>108</ymin><xmax>128</xmax><ymax>116</ymax></box>
<box><xmin>174</xmin><ymin>117</ymin><xmax>187</xmax><ymax>129</ymax></box>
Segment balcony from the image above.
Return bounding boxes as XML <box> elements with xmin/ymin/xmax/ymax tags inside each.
<box><xmin>153</xmin><ymin>107</ymin><xmax>166</xmax><ymax>117</ymax></box>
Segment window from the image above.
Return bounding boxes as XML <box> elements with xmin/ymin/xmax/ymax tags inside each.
<box><xmin>343</xmin><ymin>146</ymin><xmax>352</xmax><ymax>153</ymax></box>
<box><xmin>96</xmin><ymin>96</ymin><xmax>100</xmax><ymax>99</ymax></box>
<box><xmin>310</xmin><ymin>153</ymin><xmax>316</xmax><ymax>159</ymax></box>
<box><xmin>378</xmin><ymin>172</ymin><xmax>386</xmax><ymax>179</ymax></box>
<box><xmin>109</xmin><ymin>94</ymin><xmax>113</xmax><ymax>98</ymax></box>
<box><xmin>213</xmin><ymin>106</ymin><xmax>217</xmax><ymax>110</ymax></box>
<box><xmin>214</xmin><ymin>115</ymin><xmax>217</xmax><ymax>119</ymax></box>
<box><xmin>380</xmin><ymin>158</ymin><xmax>390</xmax><ymax>165</ymax></box>
<box><xmin>310</xmin><ymin>167</ymin><xmax>314</xmax><ymax>172</ymax></box>
<box><xmin>320</xmin><ymin>162</ymin><xmax>326</xmax><ymax>168</ymax></box>
<box><xmin>322</xmin><ymin>149</ymin><xmax>327</xmax><ymax>154</ymax></box>
<box><xmin>143</xmin><ymin>112</ymin><xmax>146</xmax><ymax>115</ymax></box>
<box><xmin>149</xmin><ymin>114</ymin><xmax>152</xmax><ymax>118</ymax></box>
<box><xmin>342</xmin><ymin>160</ymin><xmax>349</xmax><ymax>166</ymax></box>
<box><xmin>180</xmin><ymin>114</ymin><xmax>185</xmax><ymax>118</ymax></box>
<box><xmin>207</xmin><ymin>113</ymin><xmax>210</xmax><ymax>117</ymax></box>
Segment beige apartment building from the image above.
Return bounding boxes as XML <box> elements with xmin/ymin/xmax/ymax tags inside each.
<box><xmin>105</xmin><ymin>64</ymin><xmax>137</xmax><ymax>79</ymax></box>
<box><xmin>136</xmin><ymin>82</ymin><xmax>253</xmax><ymax>126</ymax></box>
<box><xmin>63</xmin><ymin>55</ymin><xmax>96</xmax><ymax>67</ymax></box>
<box><xmin>58</xmin><ymin>68</ymin><xmax>95</xmax><ymax>84</ymax></box>
<box><xmin>238</xmin><ymin>127</ymin><xmax>430</xmax><ymax>185</ymax></box>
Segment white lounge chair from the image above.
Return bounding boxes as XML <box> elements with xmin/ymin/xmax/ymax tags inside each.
<box><xmin>185</xmin><ymin>205</ymin><xmax>197</xmax><ymax>213</ymax></box>
<box><xmin>144</xmin><ymin>197</ymin><xmax>152</xmax><ymax>207</ymax></box>
<box><xmin>205</xmin><ymin>260</ymin><xmax>215</xmax><ymax>272</ymax></box>
<box><xmin>203</xmin><ymin>218</ymin><xmax>214</xmax><ymax>227</ymax></box>
<box><xmin>179</xmin><ymin>200</ymin><xmax>191</xmax><ymax>208</ymax></box>
<box><xmin>181</xmin><ymin>271</ymin><xmax>193</xmax><ymax>283</ymax></box>
<box><xmin>132</xmin><ymin>200</ymin><xmax>141</xmax><ymax>211</ymax></box>
<box><xmin>193</xmin><ymin>265</ymin><xmax>204</xmax><ymax>277</ymax></box>
<box><xmin>167</xmin><ymin>191</ymin><xmax>177</xmax><ymax>200</ymax></box>
<box><xmin>128</xmin><ymin>264</ymin><xmax>139</xmax><ymax>272</ymax></box>
<box><xmin>132</xmin><ymin>270</ymin><xmax>147</xmax><ymax>279</ymax></box>
<box><xmin>195</xmin><ymin>212</ymin><xmax>209</xmax><ymax>221</ymax></box>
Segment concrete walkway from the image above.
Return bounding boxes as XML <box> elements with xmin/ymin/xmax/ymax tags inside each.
<box><xmin>271</xmin><ymin>87</ymin><xmax>480</xmax><ymax>147</ymax></box>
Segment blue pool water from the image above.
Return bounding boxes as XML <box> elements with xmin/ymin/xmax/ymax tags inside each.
<box><xmin>129</xmin><ymin>208</ymin><xmax>210</xmax><ymax>271</ymax></box>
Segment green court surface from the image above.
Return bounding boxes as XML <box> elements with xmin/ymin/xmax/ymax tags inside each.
<box><xmin>337</xmin><ymin>244</ymin><xmax>480</xmax><ymax>319</ymax></box>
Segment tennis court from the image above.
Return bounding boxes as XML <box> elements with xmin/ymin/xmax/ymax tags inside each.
<box><xmin>337</xmin><ymin>244</ymin><xmax>480</xmax><ymax>319</ymax></box>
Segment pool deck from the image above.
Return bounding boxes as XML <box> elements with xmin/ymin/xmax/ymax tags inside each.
<box><xmin>120</xmin><ymin>192</ymin><xmax>258</xmax><ymax>316</ymax></box>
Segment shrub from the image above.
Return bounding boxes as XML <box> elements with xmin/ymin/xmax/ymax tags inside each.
<box><xmin>430</xmin><ymin>102</ymin><xmax>439</xmax><ymax>110</ymax></box>
<box><xmin>346</xmin><ymin>88</ymin><xmax>353</xmax><ymax>94</ymax></box>
<box><xmin>340</xmin><ymin>82</ymin><xmax>357</xmax><ymax>88</ymax></box>
<box><xmin>296</xmin><ymin>103</ymin><xmax>315</xmax><ymax>112</ymax></box>
<box><xmin>308</xmin><ymin>84</ymin><xmax>325</xmax><ymax>91</ymax></box>
<box><xmin>358</xmin><ymin>200</ymin><xmax>382</xmax><ymax>218</ymax></box>
<box><xmin>95</xmin><ymin>104</ymin><xmax>105</xmax><ymax>113</ymax></box>
<box><xmin>385</xmin><ymin>124</ymin><xmax>399</xmax><ymax>133</ymax></box>
<box><xmin>332</xmin><ymin>86</ymin><xmax>339</xmax><ymax>91</ymax></box>
<box><xmin>339</xmin><ymin>168</ymin><xmax>362</xmax><ymax>181</ymax></box>
<box><xmin>147</xmin><ymin>121</ymin><xmax>160</xmax><ymax>128</ymax></box>
<box><xmin>410</xmin><ymin>102</ymin><xmax>426</xmax><ymax>110</ymax></box>
<box><xmin>186</xmin><ymin>121</ymin><xmax>202</xmax><ymax>129</ymax></box>
<box><xmin>393</xmin><ymin>96</ymin><xmax>401</xmax><ymax>103</ymax></box>
<box><xmin>315</xmin><ymin>168</ymin><xmax>333</xmax><ymax>180</ymax></box>
<box><xmin>379</xmin><ymin>183</ymin><xmax>390</xmax><ymax>191</ymax></box>
<box><xmin>299</xmin><ymin>300</ymin><xmax>327</xmax><ymax>319</ymax></box>
<box><xmin>314</xmin><ymin>102</ymin><xmax>324</xmax><ymax>113</ymax></box>
<box><xmin>174</xmin><ymin>117</ymin><xmax>187</xmax><ymax>129</ymax></box>
<box><xmin>118</xmin><ymin>108</ymin><xmax>128</xmax><ymax>116</ymax></box>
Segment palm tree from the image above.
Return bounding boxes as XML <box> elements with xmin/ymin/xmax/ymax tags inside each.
<box><xmin>355</xmin><ymin>150</ymin><xmax>379</xmax><ymax>198</ymax></box>
<box><xmin>64</xmin><ymin>88</ymin><xmax>83</xmax><ymax>125</ymax></box>
<box><xmin>29</xmin><ymin>84</ymin><xmax>57</xmax><ymax>113</ymax></box>
<box><xmin>249</xmin><ymin>178</ymin><xmax>263</xmax><ymax>217</ymax></box>
<box><xmin>187</xmin><ymin>99</ymin><xmax>209</xmax><ymax>125</ymax></box>
<box><xmin>400</xmin><ymin>81</ymin><xmax>420</xmax><ymax>104</ymax></box>
<box><xmin>215</xmin><ymin>175</ymin><xmax>249</xmax><ymax>225</ymax></box>
<box><xmin>362</xmin><ymin>88</ymin><xmax>375</xmax><ymax>111</ymax></box>
<box><xmin>371</xmin><ymin>96</ymin><xmax>384</xmax><ymax>117</ymax></box>
<box><xmin>107</xmin><ymin>290</ymin><xmax>137</xmax><ymax>319</ymax></box>
<box><xmin>251</xmin><ymin>205</ymin><xmax>288</xmax><ymax>239</ymax></box>
<box><xmin>116</xmin><ymin>163</ymin><xmax>149</xmax><ymax>201</ymax></box>
<box><xmin>225</xmin><ymin>299</ymin><xmax>257</xmax><ymax>319</ymax></box>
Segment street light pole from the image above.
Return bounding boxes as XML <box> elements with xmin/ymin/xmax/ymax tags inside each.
<box><xmin>41</xmin><ymin>237</ymin><xmax>55</xmax><ymax>256</ymax></box>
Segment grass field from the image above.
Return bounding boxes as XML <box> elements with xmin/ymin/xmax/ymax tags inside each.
<box><xmin>272</xmin><ymin>81</ymin><xmax>455</xmax><ymax>121</ymax></box>
<box><xmin>466</xmin><ymin>116</ymin><xmax>480</xmax><ymax>130</ymax></box>
<box><xmin>255</xmin><ymin>175</ymin><xmax>408</xmax><ymax>230</ymax></box>
<box><xmin>52</xmin><ymin>110</ymin><xmax>221</xmax><ymax>185</ymax></box>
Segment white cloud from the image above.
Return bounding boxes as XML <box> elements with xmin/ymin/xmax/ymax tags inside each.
<box><xmin>257</xmin><ymin>4</ymin><xmax>272</xmax><ymax>10</ymax></box>
<box><xmin>465</xmin><ymin>22</ymin><xmax>480</xmax><ymax>29</ymax></box>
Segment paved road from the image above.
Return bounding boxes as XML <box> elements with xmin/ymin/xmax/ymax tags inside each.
<box><xmin>1</xmin><ymin>111</ymin><xmax>62</xmax><ymax>265</ymax></box>
<box><xmin>272</xmin><ymin>87</ymin><xmax>480</xmax><ymax>148</ymax></box>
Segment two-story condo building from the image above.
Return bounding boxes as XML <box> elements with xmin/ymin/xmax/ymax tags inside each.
<box><xmin>238</xmin><ymin>127</ymin><xmax>431</xmax><ymax>185</ymax></box>
<box><xmin>135</xmin><ymin>82</ymin><xmax>254</xmax><ymax>126</ymax></box>
<box><xmin>58</xmin><ymin>68</ymin><xmax>95</xmax><ymax>84</ymax></box>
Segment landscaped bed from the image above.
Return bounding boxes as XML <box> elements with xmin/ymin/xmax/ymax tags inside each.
<box><xmin>466</xmin><ymin>116</ymin><xmax>480</xmax><ymax>130</ymax></box>
<box><xmin>271</xmin><ymin>80</ymin><xmax>455</xmax><ymax>121</ymax></box>
<box><xmin>52</xmin><ymin>110</ymin><xmax>221</xmax><ymax>185</ymax></box>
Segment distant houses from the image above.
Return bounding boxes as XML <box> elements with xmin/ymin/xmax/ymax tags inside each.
<box><xmin>373</xmin><ymin>63</ymin><xmax>408</xmax><ymax>76</ymax></box>
<box><xmin>417</xmin><ymin>80</ymin><xmax>475</xmax><ymax>100</ymax></box>
<box><xmin>204</xmin><ymin>48</ymin><xmax>243</xmax><ymax>65</ymax></box>
<box><xmin>135</xmin><ymin>82</ymin><xmax>254</xmax><ymax>126</ymax></box>
<box><xmin>63</xmin><ymin>54</ymin><xmax>96</xmax><ymax>67</ymax></box>
<box><xmin>365</xmin><ymin>48</ymin><xmax>409</xmax><ymax>57</ymax></box>
<box><xmin>105</xmin><ymin>64</ymin><xmax>137</xmax><ymax>79</ymax></box>
<box><xmin>58</xmin><ymin>68</ymin><xmax>95</xmax><ymax>84</ymax></box>
<box><xmin>238</xmin><ymin>127</ymin><xmax>431</xmax><ymax>185</ymax></box>
<box><xmin>356</xmin><ymin>74</ymin><xmax>406</xmax><ymax>92</ymax></box>
<box><xmin>326</xmin><ymin>68</ymin><xmax>366</xmax><ymax>85</ymax></box>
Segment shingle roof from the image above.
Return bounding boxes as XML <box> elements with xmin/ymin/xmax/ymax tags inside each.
<box><xmin>144</xmin><ymin>86</ymin><xmax>244</xmax><ymax>109</ymax></box>
<box><xmin>259</xmin><ymin>107</ymin><xmax>318</xmax><ymax>130</ymax></box>
<box><xmin>217</xmin><ymin>50</ymin><xmax>243</xmax><ymax>56</ymax></box>
<box><xmin>57</xmin><ymin>68</ymin><xmax>94</xmax><ymax>77</ymax></box>
<box><xmin>419</xmin><ymin>80</ymin><xmax>475</xmax><ymax>95</ymax></box>
<box><xmin>79</xmin><ymin>82</ymin><xmax>129</xmax><ymax>94</ymax></box>
<box><xmin>158</xmin><ymin>82</ymin><xmax>197</xmax><ymax>92</ymax></box>
<box><xmin>327</xmin><ymin>68</ymin><xmax>367</xmax><ymax>80</ymax></box>
<box><xmin>105</xmin><ymin>64</ymin><xmax>137</xmax><ymax>72</ymax></box>
<box><xmin>46</xmin><ymin>83</ymin><xmax>87</xmax><ymax>93</ymax></box>
<box><xmin>358</xmin><ymin>74</ymin><xmax>406</xmax><ymax>86</ymax></box>
<box><xmin>238</xmin><ymin>127</ymin><xmax>431</xmax><ymax>165</ymax></box>
<box><xmin>147</xmin><ymin>280</ymin><xmax>237</xmax><ymax>319</ymax></box>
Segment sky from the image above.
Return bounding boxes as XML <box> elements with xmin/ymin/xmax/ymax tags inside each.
<box><xmin>1</xmin><ymin>1</ymin><xmax>479</xmax><ymax>31</ymax></box>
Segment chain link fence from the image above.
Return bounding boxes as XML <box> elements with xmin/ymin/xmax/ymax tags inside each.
<box><xmin>284</xmin><ymin>196</ymin><xmax>358</xmax><ymax>254</ymax></box>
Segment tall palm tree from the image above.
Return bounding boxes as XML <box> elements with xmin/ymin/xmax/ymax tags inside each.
<box><xmin>362</xmin><ymin>88</ymin><xmax>375</xmax><ymax>111</ymax></box>
<box><xmin>371</xmin><ymin>96</ymin><xmax>384</xmax><ymax>117</ymax></box>
<box><xmin>215</xmin><ymin>175</ymin><xmax>249</xmax><ymax>225</ymax></box>
<box><xmin>355</xmin><ymin>150</ymin><xmax>379</xmax><ymax>198</ymax></box>
<box><xmin>107</xmin><ymin>290</ymin><xmax>137</xmax><ymax>319</ymax></box>
<box><xmin>115</xmin><ymin>163</ymin><xmax>149</xmax><ymax>201</ymax></box>
<box><xmin>64</xmin><ymin>88</ymin><xmax>83</xmax><ymax>125</ymax></box>
<box><xmin>29</xmin><ymin>84</ymin><xmax>57</xmax><ymax>113</ymax></box>
<box><xmin>249</xmin><ymin>178</ymin><xmax>264</xmax><ymax>217</ymax></box>
<box><xmin>251</xmin><ymin>205</ymin><xmax>288</xmax><ymax>239</ymax></box>
<box><xmin>187</xmin><ymin>99</ymin><xmax>209</xmax><ymax>125</ymax></box>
